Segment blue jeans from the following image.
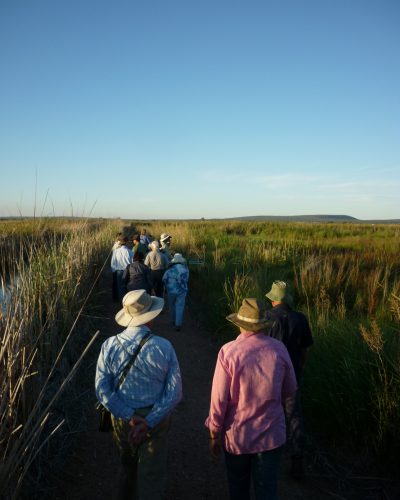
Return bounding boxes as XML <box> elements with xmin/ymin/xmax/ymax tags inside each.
<box><xmin>168</xmin><ymin>292</ymin><xmax>187</xmax><ymax>327</ymax></box>
<box><xmin>224</xmin><ymin>446</ymin><xmax>283</xmax><ymax>500</ymax></box>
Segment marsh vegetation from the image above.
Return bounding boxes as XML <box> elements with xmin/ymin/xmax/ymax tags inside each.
<box><xmin>138</xmin><ymin>220</ymin><xmax>400</xmax><ymax>471</ymax></box>
<box><xmin>1</xmin><ymin>218</ymin><xmax>399</xmax><ymax>497</ymax></box>
<box><xmin>0</xmin><ymin>217</ymin><xmax>121</xmax><ymax>498</ymax></box>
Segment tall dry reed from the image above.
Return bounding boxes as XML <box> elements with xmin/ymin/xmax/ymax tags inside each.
<box><xmin>0</xmin><ymin>218</ymin><xmax>120</xmax><ymax>498</ymax></box>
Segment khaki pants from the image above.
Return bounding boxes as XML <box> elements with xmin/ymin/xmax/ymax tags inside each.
<box><xmin>112</xmin><ymin>409</ymin><xmax>171</xmax><ymax>500</ymax></box>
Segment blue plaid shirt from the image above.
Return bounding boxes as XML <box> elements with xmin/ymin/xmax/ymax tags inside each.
<box><xmin>95</xmin><ymin>325</ymin><xmax>182</xmax><ymax>427</ymax></box>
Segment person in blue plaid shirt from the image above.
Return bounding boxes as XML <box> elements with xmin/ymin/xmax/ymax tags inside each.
<box><xmin>95</xmin><ymin>290</ymin><xmax>182</xmax><ymax>499</ymax></box>
<box><xmin>162</xmin><ymin>253</ymin><xmax>189</xmax><ymax>332</ymax></box>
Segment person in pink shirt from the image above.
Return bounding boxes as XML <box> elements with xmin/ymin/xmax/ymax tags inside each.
<box><xmin>205</xmin><ymin>298</ymin><xmax>297</xmax><ymax>500</ymax></box>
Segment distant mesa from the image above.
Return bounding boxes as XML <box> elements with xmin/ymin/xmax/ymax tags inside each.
<box><xmin>1</xmin><ymin>214</ymin><xmax>399</xmax><ymax>224</ymax></box>
<box><xmin>222</xmin><ymin>215</ymin><xmax>400</xmax><ymax>224</ymax></box>
<box><xmin>224</xmin><ymin>214</ymin><xmax>358</xmax><ymax>222</ymax></box>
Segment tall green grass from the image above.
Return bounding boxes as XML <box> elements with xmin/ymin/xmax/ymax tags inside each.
<box><xmin>131</xmin><ymin>219</ymin><xmax>400</xmax><ymax>470</ymax></box>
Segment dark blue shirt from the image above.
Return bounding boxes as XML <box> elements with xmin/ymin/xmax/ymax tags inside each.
<box><xmin>266</xmin><ymin>303</ymin><xmax>313</xmax><ymax>380</ymax></box>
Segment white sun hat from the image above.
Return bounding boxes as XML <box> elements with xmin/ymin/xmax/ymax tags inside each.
<box><xmin>170</xmin><ymin>253</ymin><xmax>186</xmax><ymax>265</ymax></box>
<box><xmin>115</xmin><ymin>290</ymin><xmax>164</xmax><ymax>327</ymax></box>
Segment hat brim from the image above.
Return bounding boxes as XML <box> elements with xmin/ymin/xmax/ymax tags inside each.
<box><xmin>171</xmin><ymin>258</ymin><xmax>186</xmax><ymax>265</ymax></box>
<box><xmin>115</xmin><ymin>296</ymin><xmax>164</xmax><ymax>327</ymax></box>
<box><xmin>226</xmin><ymin>313</ymin><xmax>272</xmax><ymax>332</ymax></box>
<box><xmin>265</xmin><ymin>291</ymin><xmax>293</xmax><ymax>304</ymax></box>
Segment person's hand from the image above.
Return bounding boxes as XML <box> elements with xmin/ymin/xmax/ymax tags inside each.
<box><xmin>209</xmin><ymin>434</ymin><xmax>221</xmax><ymax>458</ymax></box>
<box><xmin>128</xmin><ymin>415</ymin><xmax>149</xmax><ymax>445</ymax></box>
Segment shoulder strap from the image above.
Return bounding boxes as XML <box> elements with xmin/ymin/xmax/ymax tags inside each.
<box><xmin>116</xmin><ymin>332</ymin><xmax>152</xmax><ymax>390</ymax></box>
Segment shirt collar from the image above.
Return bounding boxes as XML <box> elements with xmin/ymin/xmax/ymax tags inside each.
<box><xmin>237</xmin><ymin>331</ymin><xmax>264</xmax><ymax>339</ymax></box>
<box><xmin>273</xmin><ymin>302</ymin><xmax>291</xmax><ymax>312</ymax></box>
<box><xmin>119</xmin><ymin>324</ymin><xmax>150</xmax><ymax>340</ymax></box>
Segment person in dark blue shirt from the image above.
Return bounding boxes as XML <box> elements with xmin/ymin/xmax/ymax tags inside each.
<box><xmin>265</xmin><ymin>280</ymin><xmax>313</xmax><ymax>480</ymax></box>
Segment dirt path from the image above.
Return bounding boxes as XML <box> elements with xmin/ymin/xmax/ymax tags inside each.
<box><xmin>52</xmin><ymin>276</ymin><xmax>398</xmax><ymax>500</ymax></box>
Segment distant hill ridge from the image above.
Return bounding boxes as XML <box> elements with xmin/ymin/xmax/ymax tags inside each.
<box><xmin>223</xmin><ymin>215</ymin><xmax>400</xmax><ymax>223</ymax></box>
<box><xmin>1</xmin><ymin>215</ymin><xmax>399</xmax><ymax>224</ymax></box>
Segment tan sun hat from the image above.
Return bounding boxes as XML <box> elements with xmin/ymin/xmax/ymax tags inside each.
<box><xmin>226</xmin><ymin>298</ymin><xmax>272</xmax><ymax>332</ymax></box>
<box><xmin>160</xmin><ymin>233</ymin><xmax>172</xmax><ymax>242</ymax></box>
<box><xmin>265</xmin><ymin>280</ymin><xmax>292</xmax><ymax>303</ymax></box>
<box><xmin>115</xmin><ymin>290</ymin><xmax>164</xmax><ymax>327</ymax></box>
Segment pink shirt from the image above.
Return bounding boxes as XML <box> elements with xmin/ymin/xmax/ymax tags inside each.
<box><xmin>205</xmin><ymin>331</ymin><xmax>297</xmax><ymax>455</ymax></box>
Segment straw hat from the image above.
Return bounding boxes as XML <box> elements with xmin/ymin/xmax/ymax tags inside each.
<box><xmin>115</xmin><ymin>290</ymin><xmax>164</xmax><ymax>327</ymax></box>
<box><xmin>226</xmin><ymin>298</ymin><xmax>272</xmax><ymax>332</ymax></box>
<box><xmin>170</xmin><ymin>253</ymin><xmax>186</xmax><ymax>265</ymax></box>
<box><xmin>160</xmin><ymin>233</ymin><xmax>172</xmax><ymax>242</ymax></box>
<box><xmin>265</xmin><ymin>280</ymin><xmax>292</xmax><ymax>303</ymax></box>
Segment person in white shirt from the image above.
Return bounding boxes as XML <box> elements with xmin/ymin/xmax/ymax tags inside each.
<box><xmin>112</xmin><ymin>232</ymin><xmax>123</xmax><ymax>251</ymax></box>
<box><xmin>111</xmin><ymin>236</ymin><xmax>133</xmax><ymax>302</ymax></box>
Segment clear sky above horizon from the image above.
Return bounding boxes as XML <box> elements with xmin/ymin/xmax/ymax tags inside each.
<box><xmin>1</xmin><ymin>0</ymin><xmax>399</xmax><ymax>220</ymax></box>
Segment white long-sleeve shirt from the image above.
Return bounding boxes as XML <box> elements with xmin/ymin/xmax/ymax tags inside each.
<box><xmin>111</xmin><ymin>245</ymin><xmax>133</xmax><ymax>272</ymax></box>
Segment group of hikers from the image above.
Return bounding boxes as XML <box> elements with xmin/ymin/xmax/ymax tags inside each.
<box><xmin>95</xmin><ymin>230</ymin><xmax>313</xmax><ymax>500</ymax></box>
<box><xmin>110</xmin><ymin>229</ymin><xmax>189</xmax><ymax>331</ymax></box>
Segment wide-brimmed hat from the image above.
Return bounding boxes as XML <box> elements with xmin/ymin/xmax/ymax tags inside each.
<box><xmin>170</xmin><ymin>253</ymin><xmax>186</xmax><ymax>265</ymax></box>
<box><xmin>265</xmin><ymin>280</ymin><xmax>292</xmax><ymax>303</ymax></box>
<box><xmin>115</xmin><ymin>290</ymin><xmax>164</xmax><ymax>327</ymax></box>
<box><xmin>226</xmin><ymin>298</ymin><xmax>272</xmax><ymax>332</ymax></box>
<box><xmin>160</xmin><ymin>233</ymin><xmax>172</xmax><ymax>242</ymax></box>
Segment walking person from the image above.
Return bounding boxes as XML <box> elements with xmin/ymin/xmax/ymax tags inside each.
<box><xmin>132</xmin><ymin>234</ymin><xmax>148</xmax><ymax>257</ymax></box>
<box><xmin>162</xmin><ymin>253</ymin><xmax>189</xmax><ymax>331</ymax></box>
<box><xmin>139</xmin><ymin>228</ymin><xmax>152</xmax><ymax>249</ymax></box>
<box><xmin>95</xmin><ymin>290</ymin><xmax>182</xmax><ymax>500</ymax></box>
<box><xmin>160</xmin><ymin>233</ymin><xmax>173</xmax><ymax>261</ymax></box>
<box><xmin>144</xmin><ymin>241</ymin><xmax>169</xmax><ymax>298</ymax></box>
<box><xmin>123</xmin><ymin>252</ymin><xmax>152</xmax><ymax>294</ymax></box>
<box><xmin>113</xmin><ymin>232</ymin><xmax>124</xmax><ymax>250</ymax></box>
<box><xmin>205</xmin><ymin>298</ymin><xmax>297</xmax><ymax>500</ymax></box>
<box><xmin>111</xmin><ymin>236</ymin><xmax>133</xmax><ymax>302</ymax></box>
<box><xmin>111</xmin><ymin>235</ymin><xmax>123</xmax><ymax>301</ymax></box>
<box><xmin>265</xmin><ymin>280</ymin><xmax>314</xmax><ymax>479</ymax></box>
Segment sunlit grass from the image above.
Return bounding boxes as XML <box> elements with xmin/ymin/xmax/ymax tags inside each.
<box><xmin>130</xmin><ymin>219</ymin><xmax>400</xmax><ymax>470</ymax></box>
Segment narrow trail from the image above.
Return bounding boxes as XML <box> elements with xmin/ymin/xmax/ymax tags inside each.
<box><xmin>52</xmin><ymin>272</ymin><xmax>398</xmax><ymax>500</ymax></box>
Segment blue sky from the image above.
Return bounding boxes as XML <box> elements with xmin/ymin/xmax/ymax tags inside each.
<box><xmin>0</xmin><ymin>0</ymin><xmax>399</xmax><ymax>219</ymax></box>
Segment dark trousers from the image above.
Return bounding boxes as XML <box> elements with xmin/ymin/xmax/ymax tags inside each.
<box><xmin>112</xmin><ymin>271</ymin><xmax>119</xmax><ymax>302</ymax></box>
<box><xmin>284</xmin><ymin>389</ymin><xmax>305</xmax><ymax>457</ymax></box>
<box><xmin>112</xmin><ymin>410</ymin><xmax>171</xmax><ymax>500</ymax></box>
<box><xmin>113</xmin><ymin>270</ymin><xmax>126</xmax><ymax>302</ymax></box>
<box><xmin>150</xmin><ymin>270</ymin><xmax>165</xmax><ymax>298</ymax></box>
<box><xmin>224</xmin><ymin>446</ymin><xmax>282</xmax><ymax>500</ymax></box>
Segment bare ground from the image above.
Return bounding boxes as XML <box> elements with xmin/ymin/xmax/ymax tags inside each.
<box><xmin>51</xmin><ymin>278</ymin><xmax>400</xmax><ymax>500</ymax></box>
